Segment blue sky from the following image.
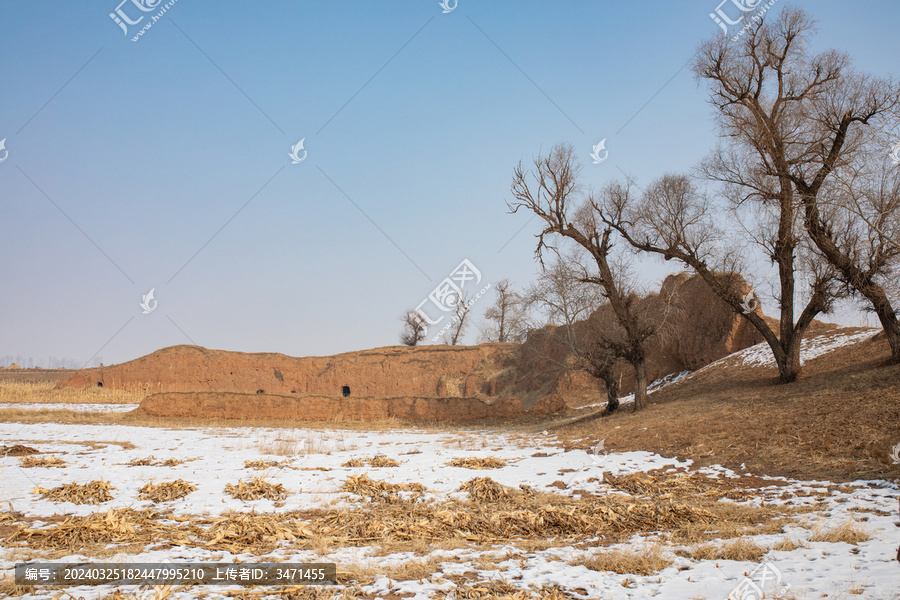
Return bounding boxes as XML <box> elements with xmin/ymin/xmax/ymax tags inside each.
<box><xmin>1</xmin><ymin>1</ymin><xmax>898</xmax><ymax>367</ymax></box>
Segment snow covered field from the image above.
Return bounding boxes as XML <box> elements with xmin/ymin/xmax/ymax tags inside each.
<box><xmin>0</xmin><ymin>403</ymin><xmax>139</xmax><ymax>413</ymax></box>
<box><xmin>1</xmin><ymin>421</ymin><xmax>898</xmax><ymax>599</ymax></box>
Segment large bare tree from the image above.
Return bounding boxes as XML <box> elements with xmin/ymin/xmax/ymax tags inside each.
<box><xmin>602</xmin><ymin>172</ymin><xmax>838</xmax><ymax>383</ymax></box>
<box><xmin>479</xmin><ymin>279</ymin><xmax>530</xmax><ymax>343</ymax></box>
<box><xmin>695</xmin><ymin>7</ymin><xmax>900</xmax><ymax>366</ymax></box>
<box><xmin>509</xmin><ymin>144</ymin><xmax>665</xmax><ymax>411</ymax></box>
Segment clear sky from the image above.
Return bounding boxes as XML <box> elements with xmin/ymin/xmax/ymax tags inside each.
<box><xmin>1</xmin><ymin>1</ymin><xmax>898</xmax><ymax>367</ymax></box>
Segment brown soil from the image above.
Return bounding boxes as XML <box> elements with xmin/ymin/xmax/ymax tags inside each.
<box><xmin>555</xmin><ymin>328</ymin><xmax>900</xmax><ymax>482</ymax></box>
<box><xmin>137</xmin><ymin>391</ymin><xmax>566</xmax><ymax>423</ymax></box>
<box><xmin>53</xmin><ymin>273</ymin><xmax>764</xmax><ymax>423</ymax></box>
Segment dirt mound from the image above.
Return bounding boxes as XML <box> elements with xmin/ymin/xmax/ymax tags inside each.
<box><xmin>56</xmin><ymin>272</ymin><xmax>763</xmax><ymax>420</ymax></box>
<box><xmin>519</xmin><ymin>272</ymin><xmax>763</xmax><ymax>399</ymax></box>
<box><xmin>57</xmin><ymin>343</ymin><xmax>519</xmax><ymax>399</ymax></box>
<box><xmin>137</xmin><ymin>391</ymin><xmax>566</xmax><ymax>423</ymax></box>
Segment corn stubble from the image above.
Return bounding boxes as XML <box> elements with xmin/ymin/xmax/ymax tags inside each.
<box><xmin>33</xmin><ymin>480</ymin><xmax>114</xmax><ymax>504</ymax></box>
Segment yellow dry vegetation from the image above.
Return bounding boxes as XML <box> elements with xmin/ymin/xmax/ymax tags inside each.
<box><xmin>34</xmin><ymin>480</ymin><xmax>114</xmax><ymax>505</ymax></box>
<box><xmin>138</xmin><ymin>480</ymin><xmax>198</xmax><ymax>503</ymax></box>
<box><xmin>448</xmin><ymin>457</ymin><xmax>508</xmax><ymax>469</ymax></box>
<box><xmin>225</xmin><ymin>478</ymin><xmax>288</xmax><ymax>501</ymax></box>
<box><xmin>19</xmin><ymin>454</ymin><xmax>66</xmax><ymax>468</ymax></box>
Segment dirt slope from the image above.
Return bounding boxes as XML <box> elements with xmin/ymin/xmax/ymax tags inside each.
<box><xmin>556</xmin><ymin>326</ymin><xmax>900</xmax><ymax>482</ymax></box>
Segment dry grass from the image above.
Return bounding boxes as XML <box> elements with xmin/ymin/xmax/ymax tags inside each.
<box><xmin>3</xmin><ymin>438</ymin><xmax>135</xmax><ymax>451</ymax></box>
<box><xmin>342</xmin><ymin>456</ymin><xmax>400</xmax><ymax>468</ymax></box>
<box><xmin>772</xmin><ymin>537</ymin><xmax>804</xmax><ymax>552</ymax></box>
<box><xmin>448</xmin><ymin>456</ymin><xmax>508</xmax><ymax>469</ymax></box>
<box><xmin>19</xmin><ymin>454</ymin><xmax>66</xmax><ymax>468</ymax></box>
<box><xmin>137</xmin><ymin>480</ymin><xmax>198</xmax><ymax>502</ymax></box>
<box><xmin>225</xmin><ymin>477</ymin><xmax>288</xmax><ymax>501</ymax></box>
<box><xmin>245</xmin><ymin>459</ymin><xmax>293</xmax><ymax>470</ymax></box>
<box><xmin>580</xmin><ymin>544</ymin><xmax>672</xmax><ymax>575</ymax></box>
<box><xmin>0</xmin><ymin>444</ymin><xmax>38</xmax><ymax>456</ymax></box>
<box><xmin>717</xmin><ymin>538</ymin><xmax>768</xmax><ymax>561</ymax></box>
<box><xmin>809</xmin><ymin>519</ymin><xmax>872</xmax><ymax>544</ymax></box>
<box><xmin>3</xmin><ymin>474</ymin><xmax>795</xmax><ymax>559</ymax></box>
<box><xmin>34</xmin><ymin>480</ymin><xmax>115</xmax><ymax>504</ymax></box>
<box><xmin>126</xmin><ymin>456</ymin><xmax>184</xmax><ymax>467</ymax></box>
<box><xmin>690</xmin><ymin>538</ymin><xmax>768</xmax><ymax>562</ymax></box>
<box><xmin>0</xmin><ymin>574</ymin><xmax>34</xmax><ymax>598</ymax></box>
<box><xmin>554</xmin><ymin>328</ymin><xmax>900</xmax><ymax>482</ymax></box>
<box><xmin>0</xmin><ymin>379</ymin><xmax>144</xmax><ymax>404</ymax></box>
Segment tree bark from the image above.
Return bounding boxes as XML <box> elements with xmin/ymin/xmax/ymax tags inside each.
<box><xmin>631</xmin><ymin>359</ymin><xmax>648</xmax><ymax>412</ymax></box>
<box><xmin>605</xmin><ymin>377</ymin><xmax>620</xmax><ymax>413</ymax></box>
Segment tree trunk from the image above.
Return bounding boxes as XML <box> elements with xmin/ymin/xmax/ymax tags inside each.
<box><xmin>632</xmin><ymin>360</ymin><xmax>648</xmax><ymax>412</ymax></box>
<box><xmin>876</xmin><ymin>311</ymin><xmax>900</xmax><ymax>363</ymax></box>
<box><xmin>604</xmin><ymin>376</ymin><xmax>620</xmax><ymax>413</ymax></box>
<box><xmin>777</xmin><ymin>337</ymin><xmax>803</xmax><ymax>383</ymax></box>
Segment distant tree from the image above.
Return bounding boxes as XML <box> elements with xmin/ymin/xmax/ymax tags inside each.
<box><xmin>524</xmin><ymin>252</ymin><xmax>621</xmax><ymax>412</ymax></box>
<box><xmin>524</xmin><ymin>252</ymin><xmax>603</xmax><ymax>343</ymax></box>
<box><xmin>479</xmin><ymin>279</ymin><xmax>530</xmax><ymax>343</ymax></box>
<box><xmin>443</xmin><ymin>293</ymin><xmax>473</xmax><ymax>346</ymax></box>
<box><xmin>399</xmin><ymin>309</ymin><xmax>426</xmax><ymax>346</ymax></box>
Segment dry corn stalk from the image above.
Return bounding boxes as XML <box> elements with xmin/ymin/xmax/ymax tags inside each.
<box><xmin>36</xmin><ymin>480</ymin><xmax>114</xmax><ymax>504</ymax></box>
<box><xmin>448</xmin><ymin>457</ymin><xmax>507</xmax><ymax>469</ymax></box>
<box><xmin>19</xmin><ymin>455</ymin><xmax>66</xmax><ymax>468</ymax></box>
<box><xmin>225</xmin><ymin>477</ymin><xmax>288</xmax><ymax>501</ymax></box>
<box><xmin>138</xmin><ymin>480</ymin><xmax>198</xmax><ymax>502</ymax></box>
<box><xmin>342</xmin><ymin>456</ymin><xmax>400</xmax><ymax>468</ymax></box>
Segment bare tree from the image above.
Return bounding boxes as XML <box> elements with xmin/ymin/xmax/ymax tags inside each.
<box><xmin>444</xmin><ymin>293</ymin><xmax>473</xmax><ymax>346</ymax></box>
<box><xmin>480</xmin><ymin>280</ymin><xmax>530</xmax><ymax>343</ymax></box>
<box><xmin>831</xmin><ymin>162</ymin><xmax>900</xmax><ymax>255</ymax></box>
<box><xmin>399</xmin><ymin>309</ymin><xmax>426</xmax><ymax>346</ymax></box>
<box><xmin>524</xmin><ymin>251</ymin><xmax>603</xmax><ymax>341</ymax></box>
<box><xmin>524</xmin><ymin>253</ymin><xmax>620</xmax><ymax>411</ymax></box>
<box><xmin>509</xmin><ymin>144</ymin><xmax>667</xmax><ymax>411</ymax></box>
<box><xmin>693</xmin><ymin>7</ymin><xmax>900</xmax><ymax>369</ymax></box>
<box><xmin>603</xmin><ymin>171</ymin><xmax>838</xmax><ymax>383</ymax></box>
